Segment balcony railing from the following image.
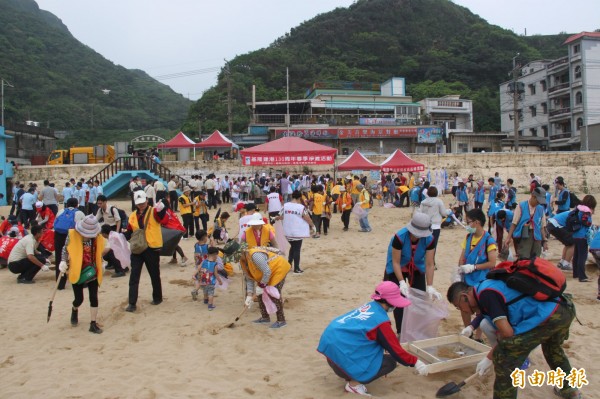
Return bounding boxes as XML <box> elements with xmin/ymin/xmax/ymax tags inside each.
<box><xmin>548</xmin><ymin>83</ymin><xmax>570</xmax><ymax>93</ymax></box>
<box><xmin>251</xmin><ymin>113</ymin><xmax>418</xmax><ymax>126</ymax></box>
<box><xmin>550</xmin><ymin>132</ymin><xmax>572</xmax><ymax>141</ymax></box>
<box><xmin>547</xmin><ymin>57</ymin><xmax>568</xmax><ymax>70</ymax></box>
<box><xmin>549</xmin><ymin>107</ymin><xmax>571</xmax><ymax>117</ymax></box>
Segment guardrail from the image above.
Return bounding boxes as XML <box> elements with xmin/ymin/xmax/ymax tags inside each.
<box><xmin>89</xmin><ymin>156</ymin><xmax>189</xmax><ymax>187</ymax></box>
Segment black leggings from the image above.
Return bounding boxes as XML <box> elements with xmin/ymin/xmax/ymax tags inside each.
<box><xmin>384</xmin><ymin>269</ymin><xmax>426</xmax><ymax>333</ymax></box>
<box><xmin>288</xmin><ymin>239</ymin><xmax>303</xmax><ymax>271</ymax></box>
<box><xmin>341</xmin><ymin>210</ymin><xmax>351</xmax><ymax>229</ymax></box>
<box><xmin>327</xmin><ymin>354</ymin><xmax>397</xmax><ymax>384</ymax></box>
<box><xmin>72</xmin><ymin>279</ymin><xmax>99</xmax><ymax>308</ymax></box>
<box><xmin>172</xmin><ymin>245</ymin><xmax>184</xmax><ymax>260</ymax></box>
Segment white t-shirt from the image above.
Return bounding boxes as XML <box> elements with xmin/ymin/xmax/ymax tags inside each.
<box><xmin>231</xmin><ymin>184</ymin><xmax>240</xmax><ymax>199</ymax></box>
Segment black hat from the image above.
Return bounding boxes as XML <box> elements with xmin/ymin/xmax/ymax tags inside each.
<box><xmin>245</xmin><ymin>203</ymin><xmax>257</xmax><ymax>211</ymax></box>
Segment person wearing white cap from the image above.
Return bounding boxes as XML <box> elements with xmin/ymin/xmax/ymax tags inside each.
<box><xmin>178</xmin><ymin>186</ymin><xmax>194</xmax><ymax>239</ymax></box>
<box><xmin>317</xmin><ymin>281</ymin><xmax>429</xmax><ymax>396</ymax></box>
<box><xmin>58</xmin><ymin>215</ymin><xmax>104</xmax><ymax>334</ymax></box>
<box><xmin>384</xmin><ymin>212</ymin><xmax>441</xmax><ymax>334</ymax></box>
<box><xmin>123</xmin><ymin>191</ymin><xmax>167</xmax><ymax>312</ymax></box>
<box><xmin>241</xmin><ymin>213</ymin><xmax>278</xmax><ymax>249</ymax></box>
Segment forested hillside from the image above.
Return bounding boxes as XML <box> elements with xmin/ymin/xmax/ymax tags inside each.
<box><xmin>183</xmin><ymin>0</ymin><xmax>572</xmax><ymax>134</ymax></box>
<box><xmin>0</xmin><ymin>0</ymin><xmax>191</xmax><ymax>141</ymax></box>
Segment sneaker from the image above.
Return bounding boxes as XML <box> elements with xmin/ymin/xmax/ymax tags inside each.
<box><xmin>191</xmin><ymin>290</ymin><xmax>198</xmax><ymax>301</ymax></box>
<box><xmin>89</xmin><ymin>321</ymin><xmax>103</xmax><ymax>334</ymax></box>
<box><xmin>111</xmin><ymin>271</ymin><xmax>126</xmax><ymax>278</ymax></box>
<box><xmin>208</xmin><ymin>304</ymin><xmax>216</xmax><ymax>311</ymax></box>
<box><xmin>344</xmin><ymin>382</ymin><xmax>372</xmax><ymax>396</ymax></box>
<box><xmin>294</xmin><ymin>269</ymin><xmax>304</xmax><ymax>274</ymax></box>
<box><xmin>167</xmin><ymin>258</ymin><xmax>178</xmax><ymax>265</ymax></box>
<box><xmin>17</xmin><ymin>278</ymin><xmax>34</xmax><ymax>284</ymax></box>
<box><xmin>180</xmin><ymin>256</ymin><xmax>189</xmax><ymax>266</ymax></box>
<box><xmin>253</xmin><ymin>318</ymin><xmax>271</xmax><ymax>324</ymax></box>
<box><xmin>269</xmin><ymin>321</ymin><xmax>287</xmax><ymax>329</ymax></box>
<box><xmin>553</xmin><ymin>387</ymin><xmax>582</xmax><ymax>399</ymax></box>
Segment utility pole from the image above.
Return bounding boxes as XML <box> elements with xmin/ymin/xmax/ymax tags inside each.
<box><xmin>225</xmin><ymin>60</ymin><xmax>233</xmax><ymax>138</ymax></box>
<box><xmin>286</xmin><ymin>67</ymin><xmax>290</xmax><ymax>129</ymax></box>
<box><xmin>512</xmin><ymin>53</ymin><xmax>520</xmax><ymax>152</ymax></box>
<box><xmin>1</xmin><ymin>78</ymin><xmax>14</xmax><ymax>127</ymax></box>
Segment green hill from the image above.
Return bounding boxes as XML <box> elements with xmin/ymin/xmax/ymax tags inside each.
<box><xmin>0</xmin><ymin>0</ymin><xmax>191</xmax><ymax>141</ymax></box>
<box><xmin>183</xmin><ymin>0</ymin><xmax>572</xmax><ymax>134</ymax></box>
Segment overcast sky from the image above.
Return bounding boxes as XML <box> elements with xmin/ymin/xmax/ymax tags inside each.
<box><xmin>35</xmin><ymin>0</ymin><xmax>599</xmax><ymax>100</ymax></box>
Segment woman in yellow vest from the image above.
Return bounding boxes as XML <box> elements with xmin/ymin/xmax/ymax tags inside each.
<box><xmin>356</xmin><ymin>183</ymin><xmax>372</xmax><ymax>232</ymax></box>
<box><xmin>241</xmin><ymin>246</ymin><xmax>291</xmax><ymax>329</ymax></box>
<box><xmin>193</xmin><ymin>191</ymin><xmax>209</xmax><ymax>232</ymax></box>
<box><xmin>242</xmin><ymin>213</ymin><xmax>278</xmax><ymax>249</ymax></box>
<box><xmin>58</xmin><ymin>215</ymin><xmax>104</xmax><ymax>334</ymax></box>
<box><xmin>336</xmin><ymin>186</ymin><xmax>353</xmax><ymax>231</ymax></box>
<box><xmin>124</xmin><ymin>191</ymin><xmax>167</xmax><ymax>313</ymax></box>
<box><xmin>311</xmin><ymin>185</ymin><xmax>325</xmax><ymax>238</ymax></box>
<box><xmin>178</xmin><ymin>186</ymin><xmax>194</xmax><ymax>238</ymax></box>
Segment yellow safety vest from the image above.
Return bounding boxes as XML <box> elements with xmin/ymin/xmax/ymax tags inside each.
<box><xmin>242</xmin><ymin>248</ymin><xmax>290</xmax><ymax>286</ymax></box>
<box><xmin>179</xmin><ymin>194</ymin><xmax>192</xmax><ymax>215</ymax></box>
<box><xmin>245</xmin><ymin>225</ymin><xmax>271</xmax><ymax>248</ymax></box>
<box><xmin>66</xmin><ymin>229</ymin><xmax>105</xmax><ymax>286</ymax></box>
<box><xmin>128</xmin><ymin>207</ymin><xmax>163</xmax><ymax>248</ymax></box>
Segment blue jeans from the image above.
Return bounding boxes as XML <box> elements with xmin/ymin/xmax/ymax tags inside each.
<box><xmin>359</xmin><ymin>209</ymin><xmax>371</xmax><ymax>230</ymax></box>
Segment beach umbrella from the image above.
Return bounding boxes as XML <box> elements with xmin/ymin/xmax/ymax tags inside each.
<box><xmin>47</xmin><ymin>273</ymin><xmax>64</xmax><ymax>323</ymax></box>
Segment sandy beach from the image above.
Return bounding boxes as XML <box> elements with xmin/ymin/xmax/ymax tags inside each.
<box><xmin>0</xmin><ymin>194</ymin><xmax>598</xmax><ymax>399</ymax></box>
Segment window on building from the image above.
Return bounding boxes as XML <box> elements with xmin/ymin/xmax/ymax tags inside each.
<box><xmin>573</xmin><ymin>44</ymin><xmax>580</xmax><ymax>54</ymax></box>
<box><xmin>530</xmin><ymin>128</ymin><xmax>537</xmax><ymax>137</ymax></box>
<box><xmin>575</xmin><ymin>66</ymin><xmax>582</xmax><ymax>79</ymax></box>
<box><xmin>575</xmin><ymin>91</ymin><xmax>583</xmax><ymax>105</ymax></box>
<box><xmin>528</xmin><ymin>84</ymin><xmax>536</xmax><ymax>95</ymax></box>
<box><xmin>541</xmin><ymin>102</ymin><xmax>548</xmax><ymax>114</ymax></box>
<box><xmin>530</xmin><ymin>105</ymin><xmax>537</xmax><ymax>117</ymax></box>
<box><xmin>541</xmin><ymin>80</ymin><xmax>547</xmax><ymax>91</ymax></box>
<box><xmin>518</xmin><ymin>130</ymin><xmax>523</xmax><ymax>137</ymax></box>
<box><xmin>577</xmin><ymin>118</ymin><xmax>584</xmax><ymax>129</ymax></box>
<box><xmin>457</xmin><ymin>143</ymin><xmax>469</xmax><ymax>153</ymax></box>
<box><xmin>542</xmin><ymin>125</ymin><xmax>548</xmax><ymax>137</ymax></box>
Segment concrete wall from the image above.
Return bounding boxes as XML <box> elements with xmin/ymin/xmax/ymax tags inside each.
<box><xmin>13</xmin><ymin>151</ymin><xmax>600</xmax><ymax>195</ymax></box>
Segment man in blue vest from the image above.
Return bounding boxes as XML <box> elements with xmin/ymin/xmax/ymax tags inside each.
<box><xmin>384</xmin><ymin>212</ymin><xmax>440</xmax><ymax>334</ymax></box>
<box><xmin>503</xmin><ymin>187</ymin><xmax>548</xmax><ymax>259</ymax></box>
<box><xmin>318</xmin><ymin>281</ymin><xmax>428</xmax><ymax>396</ymax></box>
<box><xmin>554</xmin><ymin>177</ymin><xmax>570</xmax><ymax>214</ymax></box>
<box><xmin>447</xmin><ymin>281</ymin><xmax>579</xmax><ymax>399</ymax></box>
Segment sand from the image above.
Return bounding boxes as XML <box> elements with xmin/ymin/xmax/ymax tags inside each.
<box><xmin>0</xmin><ymin>195</ymin><xmax>598</xmax><ymax>399</ymax></box>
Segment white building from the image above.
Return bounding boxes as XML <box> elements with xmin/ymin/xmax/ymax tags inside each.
<box><xmin>499</xmin><ymin>32</ymin><xmax>600</xmax><ymax>151</ymax></box>
<box><xmin>419</xmin><ymin>95</ymin><xmax>473</xmax><ymax>133</ymax></box>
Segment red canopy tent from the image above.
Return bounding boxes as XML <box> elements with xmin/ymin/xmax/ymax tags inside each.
<box><xmin>157</xmin><ymin>132</ymin><xmax>197</xmax><ymax>149</ymax></box>
<box><xmin>337</xmin><ymin>150</ymin><xmax>379</xmax><ymax>171</ymax></box>
<box><xmin>380</xmin><ymin>149</ymin><xmax>425</xmax><ymax>173</ymax></box>
<box><xmin>240</xmin><ymin>137</ymin><xmax>336</xmax><ymax>166</ymax></box>
<box><xmin>196</xmin><ymin>130</ymin><xmax>237</xmax><ymax>149</ymax></box>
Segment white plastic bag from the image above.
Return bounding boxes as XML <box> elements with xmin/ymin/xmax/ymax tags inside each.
<box><xmin>400</xmin><ymin>287</ymin><xmax>449</xmax><ymax>343</ymax></box>
<box><xmin>507</xmin><ymin>247</ymin><xmax>515</xmax><ymax>261</ymax></box>
<box><xmin>352</xmin><ymin>203</ymin><xmax>367</xmax><ymax>221</ymax></box>
<box><xmin>108</xmin><ymin>231</ymin><xmax>131</xmax><ymax>268</ymax></box>
<box><xmin>273</xmin><ymin>220</ymin><xmax>289</xmax><ymax>256</ymax></box>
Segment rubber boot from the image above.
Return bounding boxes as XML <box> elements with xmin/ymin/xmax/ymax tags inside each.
<box><xmin>70</xmin><ymin>308</ymin><xmax>78</xmax><ymax>326</ymax></box>
<box><xmin>89</xmin><ymin>321</ymin><xmax>103</xmax><ymax>334</ymax></box>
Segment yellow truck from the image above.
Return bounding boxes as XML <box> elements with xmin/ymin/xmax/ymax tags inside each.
<box><xmin>47</xmin><ymin>145</ymin><xmax>115</xmax><ymax>165</ymax></box>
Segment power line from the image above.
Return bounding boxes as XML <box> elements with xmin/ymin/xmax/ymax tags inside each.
<box><xmin>152</xmin><ymin>67</ymin><xmax>221</xmax><ymax>81</ymax></box>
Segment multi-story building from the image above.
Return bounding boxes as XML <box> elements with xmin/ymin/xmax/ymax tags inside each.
<box><xmin>500</xmin><ymin>31</ymin><xmax>600</xmax><ymax>151</ymax></box>
<box><xmin>247</xmin><ymin>78</ymin><xmax>475</xmax><ymax>154</ymax></box>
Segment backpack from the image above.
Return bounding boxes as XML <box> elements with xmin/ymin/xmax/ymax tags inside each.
<box><xmin>111</xmin><ymin>206</ymin><xmax>128</xmax><ymax>226</ymax></box>
<box><xmin>486</xmin><ymin>257</ymin><xmax>566</xmax><ymax>302</ymax></box>
<box><xmin>565</xmin><ymin>208</ymin><xmax>591</xmax><ymax>232</ymax></box>
<box><xmin>569</xmin><ymin>192</ymin><xmax>580</xmax><ymax>208</ymax></box>
<box><xmin>54</xmin><ymin>208</ymin><xmax>77</xmax><ymax>234</ymax></box>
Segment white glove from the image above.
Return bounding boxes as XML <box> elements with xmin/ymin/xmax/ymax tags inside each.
<box><xmin>426</xmin><ymin>285</ymin><xmax>442</xmax><ymax>301</ymax></box>
<box><xmin>59</xmin><ymin>261</ymin><xmax>68</xmax><ymax>273</ymax></box>
<box><xmin>255</xmin><ymin>286</ymin><xmax>264</xmax><ymax>295</ymax></box>
<box><xmin>41</xmin><ymin>264</ymin><xmax>50</xmax><ymax>272</ymax></box>
<box><xmin>398</xmin><ymin>280</ymin><xmax>409</xmax><ymax>297</ymax></box>
<box><xmin>476</xmin><ymin>357</ymin><xmax>493</xmax><ymax>376</ymax></box>
<box><xmin>414</xmin><ymin>359</ymin><xmax>429</xmax><ymax>376</ymax></box>
<box><xmin>244</xmin><ymin>295</ymin><xmax>253</xmax><ymax>309</ymax></box>
<box><xmin>154</xmin><ymin>200</ymin><xmax>165</xmax><ymax>211</ymax></box>
<box><xmin>459</xmin><ymin>264</ymin><xmax>476</xmax><ymax>274</ymax></box>
<box><xmin>460</xmin><ymin>325</ymin><xmax>474</xmax><ymax>337</ymax></box>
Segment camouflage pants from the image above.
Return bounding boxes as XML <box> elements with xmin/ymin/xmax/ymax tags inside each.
<box><xmin>492</xmin><ymin>298</ymin><xmax>577</xmax><ymax>399</ymax></box>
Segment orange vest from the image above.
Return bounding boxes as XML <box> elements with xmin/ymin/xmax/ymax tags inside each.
<box><xmin>66</xmin><ymin>229</ymin><xmax>105</xmax><ymax>286</ymax></box>
<box><xmin>245</xmin><ymin>225</ymin><xmax>271</xmax><ymax>248</ymax></box>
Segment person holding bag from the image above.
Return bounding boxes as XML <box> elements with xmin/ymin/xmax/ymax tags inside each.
<box><xmin>124</xmin><ymin>191</ymin><xmax>168</xmax><ymax>313</ymax></box>
<box><xmin>58</xmin><ymin>215</ymin><xmax>104</xmax><ymax>334</ymax></box>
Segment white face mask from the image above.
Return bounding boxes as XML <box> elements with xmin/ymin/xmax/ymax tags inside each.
<box><xmin>466</xmin><ymin>226</ymin><xmax>476</xmax><ymax>234</ymax></box>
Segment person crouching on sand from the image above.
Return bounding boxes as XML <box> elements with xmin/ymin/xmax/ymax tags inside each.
<box><xmin>317</xmin><ymin>281</ymin><xmax>429</xmax><ymax>396</ymax></box>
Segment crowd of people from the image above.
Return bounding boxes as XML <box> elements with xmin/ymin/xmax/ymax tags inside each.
<box><xmin>1</xmin><ymin>168</ymin><xmax>595</xmax><ymax>398</ymax></box>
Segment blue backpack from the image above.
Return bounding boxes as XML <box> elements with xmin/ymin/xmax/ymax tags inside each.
<box><xmin>54</xmin><ymin>208</ymin><xmax>77</xmax><ymax>234</ymax></box>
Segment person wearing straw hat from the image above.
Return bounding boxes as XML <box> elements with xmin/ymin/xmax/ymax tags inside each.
<box><xmin>241</xmin><ymin>213</ymin><xmax>278</xmax><ymax>249</ymax></box>
<box><xmin>384</xmin><ymin>212</ymin><xmax>441</xmax><ymax>334</ymax></box>
<box><xmin>317</xmin><ymin>281</ymin><xmax>429</xmax><ymax>396</ymax></box>
<box><xmin>58</xmin><ymin>215</ymin><xmax>104</xmax><ymax>334</ymax></box>
<box><xmin>123</xmin><ymin>191</ymin><xmax>167</xmax><ymax>313</ymax></box>
<box><xmin>178</xmin><ymin>186</ymin><xmax>194</xmax><ymax>239</ymax></box>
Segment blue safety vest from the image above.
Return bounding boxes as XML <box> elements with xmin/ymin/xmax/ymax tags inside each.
<box><xmin>557</xmin><ymin>189</ymin><xmax>571</xmax><ymax>212</ymax></box>
<box><xmin>506</xmin><ymin>187</ymin><xmax>517</xmax><ymax>208</ymax></box>
<box><xmin>488</xmin><ymin>200</ymin><xmax>505</xmax><ymax>217</ymax></box>
<box><xmin>496</xmin><ymin>210</ymin><xmax>514</xmax><ymax>231</ymax></box>
<box><xmin>488</xmin><ymin>185</ymin><xmax>498</xmax><ymax>204</ymax></box>
<box><xmin>544</xmin><ymin>193</ymin><xmax>553</xmax><ymax>217</ymax></box>
<box><xmin>475</xmin><ymin>187</ymin><xmax>485</xmax><ymax>204</ymax></box>
<box><xmin>464</xmin><ymin>232</ymin><xmax>495</xmax><ymax>286</ymax></box>
<box><xmin>475</xmin><ymin>280</ymin><xmax>558</xmax><ymax>335</ymax></box>
<box><xmin>457</xmin><ymin>186</ymin><xmax>468</xmax><ymax>203</ymax></box>
<box><xmin>317</xmin><ymin>301</ymin><xmax>390</xmax><ymax>383</ymax></box>
<box><xmin>385</xmin><ymin>228</ymin><xmax>432</xmax><ymax>274</ymax></box>
<box><xmin>513</xmin><ymin>201</ymin><xmax>544</xmax><ymax>241</ymax></box>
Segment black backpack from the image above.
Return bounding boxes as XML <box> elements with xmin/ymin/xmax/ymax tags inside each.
<box><xmin>569</xmin><ymin>192</ymin><xmax>580</xmax><ymax>208</ymax></box>
<box><xmin>111</xmin><ymin>206</ymin><xmax>128</xmax><ymax>226</ymax></box>
<box><xmin>565</xmin><ymin>209</ymin><xmax>591</xmax><ymax>232</ymax></box>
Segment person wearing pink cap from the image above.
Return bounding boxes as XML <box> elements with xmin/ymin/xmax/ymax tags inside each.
<box><xmin>317</xmin><ymin>281</ymin><xmax>429</xmax><ymax>396</ymax></box>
